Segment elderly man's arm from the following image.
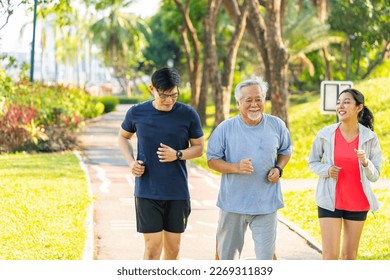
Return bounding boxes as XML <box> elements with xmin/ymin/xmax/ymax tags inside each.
<box><xmin>208</xmin><ymin>158</ymin><xmax>253</xmax><ymax>174</ymax></box>
<box><xmin>275</xmin><ymin>154</ymin><xmax>291</xmax><ymax>170</ymax></box>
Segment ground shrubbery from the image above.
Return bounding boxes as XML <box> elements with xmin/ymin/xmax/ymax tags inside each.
<box><xmin>0</xmin><ymin>70</ymin><xmax>104</xmax><ymax>153</ymax></box>
<box><xmin>96</xmin><ymin>96</ymin><xmax>119</xmax><ymax>113</ymax></box>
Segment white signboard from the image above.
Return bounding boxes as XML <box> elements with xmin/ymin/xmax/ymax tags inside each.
<box><xmin>320</xmin><ymin>81</ymin><xmax>354</xmax><ymax>114</ymax></box>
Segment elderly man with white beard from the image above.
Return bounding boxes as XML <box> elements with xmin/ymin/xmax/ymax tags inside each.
<box><xmin>207</xmin><ymin>77</ymin><xmax>292</xmax><ymax>260</ymax></box>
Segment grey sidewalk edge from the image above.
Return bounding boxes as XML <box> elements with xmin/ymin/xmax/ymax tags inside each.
<box><xmin>278</xmin><ymin>215</ymin><xmax>323</xmax><ymax>254</ymax></box>
<box><xmin>74</xmin><ymin>150</ymin><xmax>95</xmax><ymax>260</ymax></box>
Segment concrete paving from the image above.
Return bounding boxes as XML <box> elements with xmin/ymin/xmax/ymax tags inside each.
<box><xmin>77</xmin><ymin>104</ymin><xmax>327</xmax><ymax>260</ymax></box>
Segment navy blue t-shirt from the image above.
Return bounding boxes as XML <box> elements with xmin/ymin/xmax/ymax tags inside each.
<box><xmin>121</xmin><ymin>100</ymin><xmax>203</xmax><ymax>200</ymax></box>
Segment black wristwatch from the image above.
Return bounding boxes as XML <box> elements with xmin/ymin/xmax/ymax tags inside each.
<box><xmin>176</xmin><ymin>150</ymin><xmax>183</xmax><ymax>160</ymax></box>
<box><xmin>275</xmin><ymin>165</ymin><xmax>283</xmax><ymax>177</ymax></box>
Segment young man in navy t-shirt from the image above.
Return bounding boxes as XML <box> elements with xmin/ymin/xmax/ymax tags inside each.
<box><xmin>118</xmin><ymin>67</ymin><xmax>204</xmax><ymax>260</ymax></box>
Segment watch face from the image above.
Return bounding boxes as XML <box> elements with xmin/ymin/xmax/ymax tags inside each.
<box><xmin>177</xmin><ymin>151</ymin><xmax>183</xmax><ymax>159</ymax></box>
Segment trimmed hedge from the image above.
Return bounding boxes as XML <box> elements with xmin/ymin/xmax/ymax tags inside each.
<box><xmin>95</xmin><ymin>96</ymin><xmax>119</xmax><ymax>113</ymax></box>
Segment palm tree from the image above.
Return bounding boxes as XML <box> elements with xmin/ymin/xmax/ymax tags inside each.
<box><xmin>19</xmin><ymin>1</ymin><xmax>82</xmax><ymax>84</ymax></box>
<box><xmin>283</xmin><ymin>10</ymin><xmax>344</xmax><ymax>89</ymax></box>
<box><xmin>90</xmin><ymin>0</ymin><xmax>149</xmax><ymax>95</ymax></box>
<box><xmin>20</xmin><ymin>4</ymin><xmax>52</xmax><ymax>82</ymax></box>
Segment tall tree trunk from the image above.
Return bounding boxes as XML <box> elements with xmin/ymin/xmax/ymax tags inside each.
<box><xmin>218</xmin><ymin>1</ymin><xmax>248</xmax><ymax>124</ymax></box>
<box><xmin>203</xmin><ymin>0</ymin><xmax>223</xmax><ymax>128</ymax></box>
<box><xmin>224</xmin><ymin>0</ymin><xmax>290</xmax><ymax>125</ymax></box>
<box><xmin>88</xmin><ymin>38</ymin><xmax>93</xmax><ymax>82</ymax></box>
<box><xmin>265</xmin><ymin>0</ymin><xmax>290</xmax><ymax>127</ymax></box>
<box><xmin>54</xmin><ymin>26</ymin><xmax>59</xmax><ymax>83</ymax></box>
<box><xmin>83</xmin><ymin>37</ymin><xmax>91</xmax><ymax>85</ymax></box>
<box><xmin>40</xmin><ymin>23</ymin><xmax>46</xmax><ymax>83</ymax></box>
<box><xmin>76</xmin><ymin>46</ymin><xmax>81</xmax><ymax>87</ymax></box>
<box><xmin>246</xmin><ymin>0</ymin><xmax>272</xmax><ymax>98</ymax></box>
<box><xmin>322</xmin><ymin>47</ymin><xmax>332</xmax><ymax>80</ymax></box>
<box><xmin>199</xmin><ymin>0</ymin><xmax>222</xmax><ymax>127</ymax></box>
<box><xmin>355</xmin><ymin>45</ymin><xmax>361</xmax><ymax>76</ymax></box>
<box><xmin>223</xmin><ymin>0</ymin><xmax>291</xmax><ymax>126</ymax></box>
<box><xmin>174</xmin><ymin>0</ymin><xmax>202</xmax><ymax>110</ymax></box>
<box><xmin>198</xmin><ymin>72</ymin><xmax>208</xmax><ymax>126</ymax></box>
<box><xmin>345</xmin><ymin>36</ymin><xmax>351</xmax><ymax>80</ymax></box>
<box><xmin>313</xmin><ymin>0</ymin><xmax>332</xmax><ymax>80</ymax></box>
<box><xmin>213</xmin><ymin>87</ymin><xmax>230</xmax><ymax>128</ymax></box>
<box><xmin>211</xmin><ymin>0</ymin><xmax>248</xmax><ymax>128</ymax></box>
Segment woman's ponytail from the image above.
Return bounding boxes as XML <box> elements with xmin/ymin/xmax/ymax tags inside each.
<box><xmin>359</xmin><ymin>105</ymin><xmax>374</xmax><ymax>131</ymax></box>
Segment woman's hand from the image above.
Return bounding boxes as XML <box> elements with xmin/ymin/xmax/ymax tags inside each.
<box><xmin>354</xmin><ymin>149</ymin><xmax>369</xmax><ymax>167</ymax></box>
<box><xmin>328</xmin><ymin>165</ymin><xmax>342</xmax><ymax>180</ymax></box>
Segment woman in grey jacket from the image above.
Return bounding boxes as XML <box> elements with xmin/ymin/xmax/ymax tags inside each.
<box><xmin>308</xmin><ymin>88</ymin><xmax>382</xmax><ymax>260</ymax></box>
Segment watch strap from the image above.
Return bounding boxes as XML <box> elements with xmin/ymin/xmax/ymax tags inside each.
<box><xmin>275</xmin><ymin>165</ymin><xmax>283</xmax><ymax>177</ymax></box>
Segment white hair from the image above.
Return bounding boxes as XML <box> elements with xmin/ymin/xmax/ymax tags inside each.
<box><xmin>234</xmin><ymin>77</ymin><xmax>268</xmax><ymax>101</ymax></box>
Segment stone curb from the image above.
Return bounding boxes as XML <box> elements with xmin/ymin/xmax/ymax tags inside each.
<box><xmin>74</xmin><ymin>150</ymin><xmax>95</xmax><ymax>260</ymax></box>
<box><xmin>278</xmin><ymin>215</ymin><xmax>323</xmax><ymax>254</ymax></box>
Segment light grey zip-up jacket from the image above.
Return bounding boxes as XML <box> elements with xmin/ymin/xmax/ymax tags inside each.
<box><xmin>308</xmin><ymin>123</ymin><xmax>382</xmax><ymax>212</ymax></box>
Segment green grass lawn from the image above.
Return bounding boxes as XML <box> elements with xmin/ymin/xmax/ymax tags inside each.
<box><xmin>280</xmin><ymin>188</ymin><xmax>390</xmax><ymax>260</ymax></box>
<box><xmin>0</xmin><ymin>152</ymin><xmax>91</xmax><ymax>259</ymax></box>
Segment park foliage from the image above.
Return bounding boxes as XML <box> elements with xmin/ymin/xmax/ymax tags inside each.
<box><xmin>0</xmin><ymin>70</ymin><xmax>104</xmax><ymax>153</ymax></box>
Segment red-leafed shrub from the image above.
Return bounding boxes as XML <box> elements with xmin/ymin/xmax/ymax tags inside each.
<box><xmin>0</xmin><ymin>69</ymin><xmax>104</xmax><ymax>153</ymax></box>
<box><xmin>0</xmin><ymin>104</ymin><xmax>40</xmax><ymax>152</ymax></box>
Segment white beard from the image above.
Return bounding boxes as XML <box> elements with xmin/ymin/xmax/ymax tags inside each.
<box><xmin>247</xmin><ymin>111</ymin><xmax>261</xmax><ymax>121</ymax></box>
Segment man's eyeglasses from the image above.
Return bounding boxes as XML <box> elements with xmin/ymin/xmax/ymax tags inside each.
<box><xmin>156</xmin><ymin>88</ymin><xmax>179</xmax><ymax>100</ymax></box>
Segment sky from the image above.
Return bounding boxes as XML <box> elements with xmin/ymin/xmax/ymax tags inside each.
<box><xmin>0</xmin><ymin>0</ymin><xmax>161</xmax><ymax>53</ymax></box>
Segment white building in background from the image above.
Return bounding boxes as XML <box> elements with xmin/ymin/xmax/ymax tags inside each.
<box><xmin>0</xmin><ymin>5</ymin><xmax>115</xmax><ymax>95</ymax></box>
<box><xmin>0</xmin><ymin>15</ymin><xmax>113</xmax><ymax>90</ymax></box>
<box><xmin>1</xmin><ymin>47</ymin><xmax>115</xmax><ymax>94</ymax></box>
<box><xmin>1</xmin><ymin>0</ymin><xmax>161</xmax><ymax>95</ymax></box>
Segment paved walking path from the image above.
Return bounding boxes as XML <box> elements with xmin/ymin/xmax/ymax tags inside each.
<box><xmin>77</xmin><ymin>104</ymin><xmax>387</xmax><ymax>260</ymax></box>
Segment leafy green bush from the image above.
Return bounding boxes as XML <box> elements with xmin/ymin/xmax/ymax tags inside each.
<box><xmin>0</xmin><ymin>69</ymin><xmax>14</xmax><ymax>98</ymax></box>
<box><xmin>96</xmin><ymin>96</ymin><xmax>119</xmax><ymax>113</ymax></box>
<box><xmin>117</xmin><ymin>96</ymin><xmax>147</xmax><ymax>104</ymax></box>
<box><xmin>0</xmin><ymin>71</ymin><xmax>104</xmax><ymax>153</ymax></box>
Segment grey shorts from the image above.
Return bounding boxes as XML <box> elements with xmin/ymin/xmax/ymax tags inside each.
<box><xmin>215</xmin><ymin>209</ymin><xmax>277</xmax><ymax>260</ymax></box>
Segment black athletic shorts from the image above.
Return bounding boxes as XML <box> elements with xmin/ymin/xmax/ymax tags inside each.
<box><xmin>318</xmin><ymin>206</ymin><xmax>368</xmax><ymax>221</ymax></box>
<box><xmin>135</xmin><ymin>198</ymin><xmax>191</xmax><ymax>233</ymax></box>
